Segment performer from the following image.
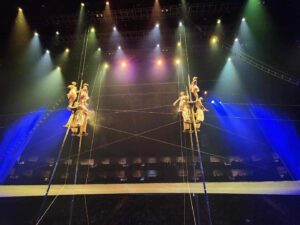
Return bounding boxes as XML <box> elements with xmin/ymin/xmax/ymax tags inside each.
<box><xmin>173</xmin><ymin>91</ymin><xmax>188</xmax><ymax>113</ymax></box>
<box><xmin>67</xmin><ymin>81</ymin><xmax>78</xmax><ymax>109</ymax></box>
<box><xmin>65</xmin><ymin>82</ymin><xmax>90</xmax><ymax>136</ymax></box>
<box><xmin>189</xmin><ymin>77</ymin><xmax>200</xmax><ymax>101</ymax></box>
<box><xmin>194</xmin><ymin>97</ymin><xmax>208</xmax><ymax>131</ymax></box>
<box><xmin>76</xmin><ymin>83</ymin><xmax>90</xmax><ymax>136</ymax></box>
<box><xmin>173</xmin><ymin>91</ymin><xmax>192</xmax><ymax>132</ymax></box>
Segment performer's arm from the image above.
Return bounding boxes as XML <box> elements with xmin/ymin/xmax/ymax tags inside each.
<box><xmin>173</xmin><ymin>98</ymin><xmax>180</xmax><ymax>106</ymax></box>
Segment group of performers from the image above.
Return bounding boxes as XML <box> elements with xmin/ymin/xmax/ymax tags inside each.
<box><xmin>64</xmin><ymin>76</ymin><xmax>207</xmax><ymax>136</ymax></box>
<box><xmin>173</xmin><ymin>77</ymin><xmax>208</xmax><ymax>132</ymax></box>
<box><xmin>65</xmin><ymin>81</ymin><xmax>90</xmax><ymax>136</ymax></box>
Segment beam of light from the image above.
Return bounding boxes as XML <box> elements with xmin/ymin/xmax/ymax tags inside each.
<box><xmin>20</xmin><ymin>33</ymin><xmax>43</xmax><ymax>68</ymax></box>
<box><xmin>21</xmin><ymin>109</ymin><xmax>71</xmax><ymax>162</ymax></box>
<box><xmin>250</xmin><ymin>105</ymin><xmax>300</xmax><ymax>179</ymax></box>
<box><xmin>151</xmin><ymin>0</ymin><xmax>162</xmax><ymax>22</ymax></box>
<box><xmin>104</xmin><ymin>0</ymin><xmax>113</xmax><ymax>26</ymax></box>
<box><xmin>9</xmin><ymin>8</ymin><xmax>32</xmax><ymax>52</ymax></box>
<box><xmin>33</xmin><ymin>68</ymin><xmax>65</xmax><ymax>103</ymax></box>
<box><xmin>57</xmin><ymin>48</ymin><xmax>70</xmax><ymax>66</ymax></box>
<box><xmin>217</xmin><ymin>19</ymin><xmax>221</xmax><ymax>24</ymax></box>
<box><xmin>0</xmin><ymin>108</ymin><xmax>47</xmax><ymax>183</ymax></box>
<box><xmin>209</xmin><ymin>101</ymin><xmax>300</xmax><ymax>179</ymax></box>
<box><xmin>110</xmin><ymin>26</ymin><xmax>122</xmax><ymax>45</ymax></box>
<box><xmin>56</xmin><ymin>31</ymin><xmax>60</xmax><ymax>35</ymax></box>
<box><xmin>88</xmin><ymin>26</ymin><xmax>98</xmax><ymax>52</ymax></box>
<box><xmin>213</xmin><ymin>58</ymin><xmax>244</xmax><ymax>99</ymax></box>
<box><xmin>147</xmin><ymin>22</ymin><xmax>161</xmax><ymax>44</ymax></box>
<box><xmin>239</xmin><ymin>0</ymin><xmax>275</xmax><ymax>52</ymax></box>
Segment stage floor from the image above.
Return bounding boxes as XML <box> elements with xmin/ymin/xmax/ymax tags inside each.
<box><xmin>0</xmin><ymin>181</ymin><xmax>300</xmax><ymax>197</ymax></box>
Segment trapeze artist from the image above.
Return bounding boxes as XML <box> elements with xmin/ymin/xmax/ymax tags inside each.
<box><xmin>173</xmin><ymin>77</ymin><xmax>208</xmax><ymax>133</ymax></box>
<box><xmin>65</xmin><ymin>82</ymin><xmax>91</xmax><ymax>137</ymax></box>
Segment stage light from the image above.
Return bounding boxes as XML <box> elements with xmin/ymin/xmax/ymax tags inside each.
<box><xmin>56</xmin><ymin>31</ymin><xmax>60</xmax><ymax>35</ymax></box>
<box><xmin>228</xmin><ymin>57</ymin><xmax>231</xmax><ymax>61</ymax></box>
<box><xmin>65</xmin><ymin>48</ymin><xmax>70</xmax><ymax>53</ymax></box>
<box><xmin>46</xmin><ymin>50</ymin><xmax>50</xmax><ymax>54</ymax></box>
<box><xmin>219</xmin><ymin>101</ymin><xmax>222</xmax><ymax>104</ymax></box>
<box><xmin>118</xmin><ymin>45</ymin><xmax>121</xmax><ymax>50</ymax></box>
<box><xmin>90</xmin><ymin>27</ymin><xmax>95</xmax><ymax>33</ymax></box>
<box><xmin>57</xmin><ymin>66</ymin><xmax>61</xmax><ymax>70</ymax></box>
<box><xmin>210</xmin><ymin>35</ymin><xmax>219</xmax><ymax>44</ymax></box>
<box><xmin>235</xmin><ymin>37</ymin><xmax>239</xmax><ymax>42</ymax></box>
<box><xmin>156</xmin><ymin>59</ymin><xmax>162</xmax><ymax>66</ymax></box>
<box><xmin>204</xmin><ymin>91</ymin><xmax>208</xmax><ymax>95</ymax></box>
<box><xmin>242</xmin><ymin>17</ymin><xmax>246</xmax><ymax>22</ymax></box>
<box><xmin>179</xmin><ymin>21</ymin><xmax>183</xmax><ymax>27</ymax></box>
<box><xmin>156</xmin><ymin>23</ymin><xmax>159</xmax><ymax>28</ymax></box>
<box><xmin>34</xmin><ymin>32</ymin><xmax>39</xmax><ymax>37</ymax></box>
<box><xmin>156</xmin><ymin>44</ymin><xmax>160</xmax><ymax>48</ymax></box>
<box><xmin>18</xmin><ymin>7</ymin><xmax>22</xmax><ymax>12</ymax></box>
<box><xmin>106</xmin><ymin>1</ymin><xmax>109</xmax><ymax>6</ymax></box>
<box><xmin>104</xmin><ymin>63</ymin><xmax>109</xmax><ymax>69</ymax></box>
<box><xmin>175</xmin><ymin>58</ymin><xmax>181</xmax><ymax>65</ymax></box>
<box><xmin>113</xmin><ymin>26</ymin><xmax>117</xmax><ymax>31</ymax></box>
<box><xmin>217</xmin><ymin>19</ymin><xmax>221</xmax><ymax>24</ymax></box>
<box><xmin>211</xmin><ymin>100</ymin><xmax>215</xmax><ymax>104</ymax></box>
<box><xmin>121</xmin><ymin>61</ymin><xmax>127</xmax><ymax>68</ymax></box>
<box><xmin>97</xmin><ymin>47</ymin><xmax>101</xmax><ymax>51</ymax></box>
<box><xmin>177</xmin><ymin>42</ymin><xmax>181</xmax><ymax>47</ymax></box>
<box><xmin>81</xmin><ymin>2</ymin><xmax>85</xmax><ymax>7</ymax></box>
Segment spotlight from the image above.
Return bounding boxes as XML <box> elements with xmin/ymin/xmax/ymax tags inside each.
<box><xmin>90</xmin><ymin>27</ymin><xmax>95</xmax><ymax>33</ymax></box>
<box><xmin>57</xmin><ymin>66</ymin><xmax>61</xmax><ymax>70</ymax></box>
<box><xmin>175</xmin><ymin>59</ymin><xmax>181</xmax><ymax>65</ymax></box>
<box><xmin>210</xmin><ymin>35</ymin><xmax>218</xmax><ymax>44</ymax></box>
<box><xmin>104</xmin><ymin>63</ymin><xmax>109</xmax><ymax>69</ymax></box>
<box><xmin>34</xmin><ymin>32</ymin><xmax>39</xmax><ymax>37</ymax></box>
<box><xmin>157</xmin><ymin>59</ymin><xmax>162</xmax><ymax>66</ymax></box>
<box><xmin>211</xmin><ymin>100</ymin><xmax>215</xmax><ymax>104</ymax></box>
<box><xmin>121</xmin><ymin>61</ymin><xmax>127</xmax><ymax>68</ymax></box>
<box><xmin>56</xmin><ymin>31</ymin><xmax>60</xmax><ymax>35</ymax></box>
<box><xmin>219</xmin><ymin>101</ymin><xmax>222</xmax><ymax>104</ymax></box>
<box><xmin>106</xmin><ymin>1</ymin><xmax>109</xmax><ymax>6</ymax></box>
<box><xmin>46</xmin><ymin>50</ymin><xmax>50</xmax><ymax>54</ymax></box>
<box><xmin>18</xmin><ymin>7</ymin><xmax>22</xmax><ymax>12</ymax></box>
<box><xmin>155</xmin><ymin>23</ymin><xmax>159</xmax><ymax>28</ymax></box>
<box><xmin>217</xmin><ymin>19</ymin><xmax>221</xmax><ymax>24</ymax></box>
<box><xmin>179</xmin><ymin>21</ymin><xmax>183</xmax><ymax>27</ymax></box>
<box><xmin>242</xmin><ymin>17</ymin><xmax>246</xmax><ymax>22</ymax></box>
<box><xmin>235</xmin><ymin>37</ymin><xmax>239</xmax><ymax>42</ymax></box>
<box><xmin>156</xmin><ymin>44</ymin><xmax>160</xmax><ymax>48</ymax></box>
<box><xmin>177</xmin><ymin>42</ymin><xmax>181</xmax><ymax>47</ymax></box>
<box><xmin>97</xmin><ymin>47</ymin><xmax>101</xmax><ymax>51</ymax></box>
<box><xmin>118</xmin><ymin>45</ymin><xmax>121</xmax><ymax>50</ymax></box>
<box><xmin>204</xmin><ymin>91</ymin><xmax>208</xmax><ymax>95</ymax></box>
<box><xmin>65</xmin><ymin>48</ymin><xmax>70</xmax><ymax>53</ymax></box>
<box><xmin>113</xmin><ymin>26</ymin><xmax>117</xmax><ymax>31</ymax></box>
<box><xmin>81</xmin><ymin>2</ymin><xmax>85</xmax><ymax>7</ymax></box>
<box><xmin>228</xmin><ymin>57</ymin><xmax>231</xmax><ymax>61</ymax></box>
